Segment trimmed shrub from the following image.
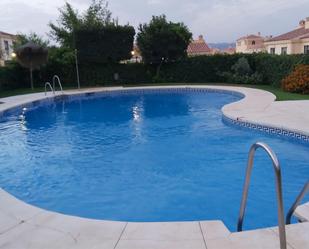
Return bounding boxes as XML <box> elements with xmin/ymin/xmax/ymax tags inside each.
<box><xmin>231</xmin><ymin>57</ymin><xmax>252</xmax><ymax>76</ymax></box>
<box><xmin>282</xmin><ymin>64</ymin><xmax>309</xmax><ymax>94</ymax></box>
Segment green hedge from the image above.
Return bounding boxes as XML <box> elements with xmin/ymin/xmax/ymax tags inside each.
<box><xmin>159</xmin><ymin>54</ymin><xmax>309</xmax><ymax>86</ymax></box>
<box><xmin>78</xmin><ymin>63</ymin><xmax>153</xmax><ymax>86</ymax></box>
<box><xmin>75</xmin><ymin>25</ymin><xmax>135</xmax><ymax>63</ymax></box>
<box><xmin>247</xmin><ymin>54</ymin><xmax>308</xmax><ymax>86</ymax></box>
<box><xmin>1</xmin><ymin>52</ymin><xmax>309</xmax><ymax>91</ymax></box>
<box><xmin>0</xmin><ymin>63</ymin><xmax>29</xmax><ymax>91</ymax></box>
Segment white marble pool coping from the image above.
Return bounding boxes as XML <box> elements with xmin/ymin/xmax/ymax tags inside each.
<box><xmin>0</xmin><ymin>85</ymin><xmax>308</xmax><ymax>249</ymax></box>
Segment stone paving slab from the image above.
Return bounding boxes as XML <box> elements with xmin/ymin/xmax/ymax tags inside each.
<box><xmin>277</xmin><ymin>222</ymin><xmax>309</xmax><ymax>249</ymax></box>
<box><xmin>207</xmin><ymin>228</ymin><xmax>296</xmax><ymax>249</ymax></box>
<box><xmin>200</xmin><ymin>220</ymin><xmax>231</xmax><ymax>241</ymax></box>
<box><xmin>115</xmin><ymin>239</ymin><xmax>206</xmax><ymax>249</ymax></box>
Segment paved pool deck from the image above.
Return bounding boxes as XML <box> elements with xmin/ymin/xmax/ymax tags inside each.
<box><xmin>0</xmin><ymin>85</ymin><xmax>308</xmax><ymax>249</ymax></box>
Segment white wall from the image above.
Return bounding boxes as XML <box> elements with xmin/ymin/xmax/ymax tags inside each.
<box><xmin>0</xmin><ymin>36</ymin><xmax>15</xmax><ymax>62</ymax></box>
<box><xmin>266</xmin><ymin>42</ymin><xmax>293</xmax><ymax>55</ymax></box>
<box><xmin>266</xmin><ymin>40</ymin><xmax>309</xmax><ymax>55</ymax></box>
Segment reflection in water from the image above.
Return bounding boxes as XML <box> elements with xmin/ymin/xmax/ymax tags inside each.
<box><xmin>133</xmin><ymin>105</ymin><xmax>142</xmax><ymax>122</ymax></box>
<box><xmin>19</xmin><ymin>107</ymin><xmax>28</xmax><ymax>131</ymax></box>
<box><xmin>131</xmin><ymin>99</ymin><xmax>145</xmax><ymax>143</ymax></box>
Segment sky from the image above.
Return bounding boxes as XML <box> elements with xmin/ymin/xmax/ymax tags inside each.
<box><xmin>0</xmin><ymin>0</ymin><xmax>309</xmax><ymax>43</ymax></box>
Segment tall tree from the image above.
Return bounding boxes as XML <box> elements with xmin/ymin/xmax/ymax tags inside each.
<box><xmin>49</xmin><ymin>0</ymin><xmax>114</xmax><ymax>49</ymax></box>
<box><xmin>49</xmin><ymin>2</ymin><xmax>81</xmax><ymax>48</ymax></box>
<box><xmin>82</xmin><ymin>0</ymin><xmax>113</xmax><ymax>28</ymax></box>
<box><xmin>137</xmin><ymin>15</ymin><xmax>192</xmax><ymax>64</ymax></box>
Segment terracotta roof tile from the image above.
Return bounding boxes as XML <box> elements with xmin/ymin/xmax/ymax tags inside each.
<box><xmin>223</xmin><ymin>47</ymin><xmax>236</xmax><ymax>53</ymax></box>
<box><xmin>187</xmin><ymin>42</ymin><xmax>211</xmax><ymax>54</ymax></box>
<box><xmin>237</xmin><ymin>34</ymin><xmax>262</xmax><ymax>41</ymax></box>
<box><xmin>299</xmin><ymin>32</ymin><xmax>309</xmax><ymax>39</ymax></box>
<box><xmin>267</xmin><ymin>27</ymin><xmax>309</xmax><ymax>42</ymax></box>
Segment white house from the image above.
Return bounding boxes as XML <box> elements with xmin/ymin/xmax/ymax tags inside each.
<box><xmin>236</xmin><ymin>33</ymin><xmax>266</xmax><ymax>54</ymax></box>
<box><xmin>264</xmin><ymin>18</ymin><xmax>309</xmax><ymax>55</ymax></box>
<box><xmin>0</xmin><ymin>31</ymin><xmax>17</xmax><ymax>66</ymax></box>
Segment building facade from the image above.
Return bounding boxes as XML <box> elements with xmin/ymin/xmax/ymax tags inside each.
<box><xmin>264</xmin><ymin>18</ymin><xmax>309</xmax><ymax>55</ymax></box>
<box><xmin>187</xmin><ymin>35</ymin><xmax>211</xmax><ymax>56</ymax></box>
<box><xmin>0</xmin><ymin>31</ymin><xmax>17</xmax><ymax>66</ymax></box>
<box><xmin>236</xmin><ymin>33</ymin><xmax>266</xmax><ymax>54</ymax></box>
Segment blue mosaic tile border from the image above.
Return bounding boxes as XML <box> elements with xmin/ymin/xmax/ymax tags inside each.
<box><xmin>63</xmin><ymin>87</ymin><xmax>245</xmax><ymax>102</ymax></box>
<box><xmin>222</xmin><ymin>115</ymin><xmax>309</xmax><ymax>143</ymax></box>
<box><xmin>0</xmin><ymin>88</ymin><xmax>244</xmax><ymax>120</ymax></box>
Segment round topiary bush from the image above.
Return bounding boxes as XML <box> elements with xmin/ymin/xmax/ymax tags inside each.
<box><xmin>282</xmin><ymin>64</ymin><xmax>309</xmax><ymax>94</ymax></box>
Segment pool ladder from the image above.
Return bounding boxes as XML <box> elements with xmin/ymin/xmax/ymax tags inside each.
<box><xmin>237</xmin><ymin>142</ymin><xmax>309</xmax><ymax>249</ymax></box>
<box><xmin>237</xmin><ymin>142</ymin><xmax>287</xmax><ymax>249</ymax></box>
<box><xmin>286</xmin><ymin>181</ymin><xmax>309</xmax><ymax>224</ymax></box>
<box><xmin>45</xmin><ymin>75</ymin><xmax>64</xmax><ymax>96</ymax></box>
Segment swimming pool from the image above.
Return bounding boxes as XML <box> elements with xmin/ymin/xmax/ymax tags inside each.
<box><xmin>0</xmin><ymin>88</ymin><xmax>308</xmax><ymax>232</ymax></box>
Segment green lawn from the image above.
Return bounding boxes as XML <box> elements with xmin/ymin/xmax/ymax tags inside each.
<box><xmin>1</xmin><ymin>84</ymin><xmax>309</xmax><ymax>101</ymax></box>
<box><xmin>244</xmin><ymin>85</ymin><xmax>309</xmax><ymax>101</ymax></box>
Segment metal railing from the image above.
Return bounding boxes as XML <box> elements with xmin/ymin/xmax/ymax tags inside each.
<box><xmin>237</xmin><ymin>142</ymin><xmax>287</xmax><ymax>249</ymax></box>
<box><xmin>52</xmin><ymin>75</ymin><xmax>63</xmax><ymax>94</ymax></box>
<box><xmin>44</xmin><ymin>82</ymin><xmax>54</xmax><ymax>96</ymax></box>
<box><xmin>286</xmin><ymin>181</ymin><xmax>309</xmax><ymax>225</ymax></box>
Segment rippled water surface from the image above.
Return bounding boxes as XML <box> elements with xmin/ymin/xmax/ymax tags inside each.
<box><xmin>0</xmin><ymin>90</ymin><xmax>308</xmax><ymax>231</ymax></box>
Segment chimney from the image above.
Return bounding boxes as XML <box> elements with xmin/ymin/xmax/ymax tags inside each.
<box><xmin>257</xmin><ymin>32</ymin><xmax>261</xmax><ymax>36</ymax></box>
<box><xmin>198</xmin><ymin>35</ymin><xmax>205</xmax><ymax>43</ymax></box>
<box><xmin>298</xmin><ymin>20</ymin><xmax>305</xmax><ymax>28</ymax></box>
<box><xmin>306</xmin><ymin>17</ymin><xmax>309</xmax><ymax>29</ymax></box>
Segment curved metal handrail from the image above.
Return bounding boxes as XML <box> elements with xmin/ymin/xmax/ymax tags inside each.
<box><xmin>52</xmin><ymin>75</ymin><xmax>63</xmax><ymax>94</ymax></box>
<box><xmin>237</xmin><ymin>142</ymin><xmax>287</xmax><ymax>249</ymax></box>
<box><xmin>286</xmin><ymin>181</ymin><xmax>309</xmax><ymax>225</ymax></box>
<box><xmin>44</xmin><ymin>82</ymin><xmax>54</xmax><ymax>96</ymax></box>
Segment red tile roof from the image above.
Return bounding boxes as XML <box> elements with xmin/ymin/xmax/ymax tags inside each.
<box><xmin>223</xmin><ymin>47</ymin><xmax>236</xmax><ymax>54</ymax></box>
<box><xmin>237</xmin><ymin>34</ymin><xmax>262</xmax><ymax>41</ymax></box>
<box><xmin>299</xmin><ymin>32</ymin><xmax>309</xmax><ymax>39</ymax></box>
<box><xmin>267</xmin><ymin>27</ymin><xmax>309</xmax><ymax>42</ymax></box>
<box><xmin>187</xmin><ymin>42</ymin><xmax>211</xmax><ymax>55</ymax></box>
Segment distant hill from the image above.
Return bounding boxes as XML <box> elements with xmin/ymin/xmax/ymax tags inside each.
<box><xmin>208</xmin><ymin>43</ymin><xmax>235</xmax><ymax>50</ymax></box>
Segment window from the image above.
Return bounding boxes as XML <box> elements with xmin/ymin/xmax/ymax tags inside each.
<box><xmin>304</xmin><ymin>45</ymin><xmax>309</xmax><ymax>54</ymax></box>
<box><xmin>252</xmin><ymin>40</ymin><xmax>256</xmax><ymax>45</ymax></box>
<box><xmin>270</xmin><ymin>48</ymin><xmax>276</xmax><ymax>54</ymax></box>
<box><xmin>281</xmin><ymin>47</ymin><xmax>287</xmax><ymax>55</ymax></box>
<box><xmin>4</xmin><ymin>40</ymin><xmax>9</xmax><ymax>55</ymax></box>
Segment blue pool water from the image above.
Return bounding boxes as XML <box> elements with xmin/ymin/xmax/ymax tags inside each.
<box><xmin>0</xmin><ymin>89</ymin><xmax>308</xmax><ymax>232</ymax></box>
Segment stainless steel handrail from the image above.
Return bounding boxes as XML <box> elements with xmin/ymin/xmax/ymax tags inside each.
<box><xmin>237</xmin><ymin>142</ymin><xmax>287</xmax><ymax>249</ymax></box>
<box><xmin>286</xmin><ymin>181</ymin><xmax>309</xmax><ymax>225</ymax></box>
<box><xmin>44</xmin><ymin>82</ymin><xmax>54</xmax><ymax>96</ymax></box>
<box><xmin>52</xmin><ymin>75</ymin><xmax>63</xmax><ymax>94</ymax></box>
